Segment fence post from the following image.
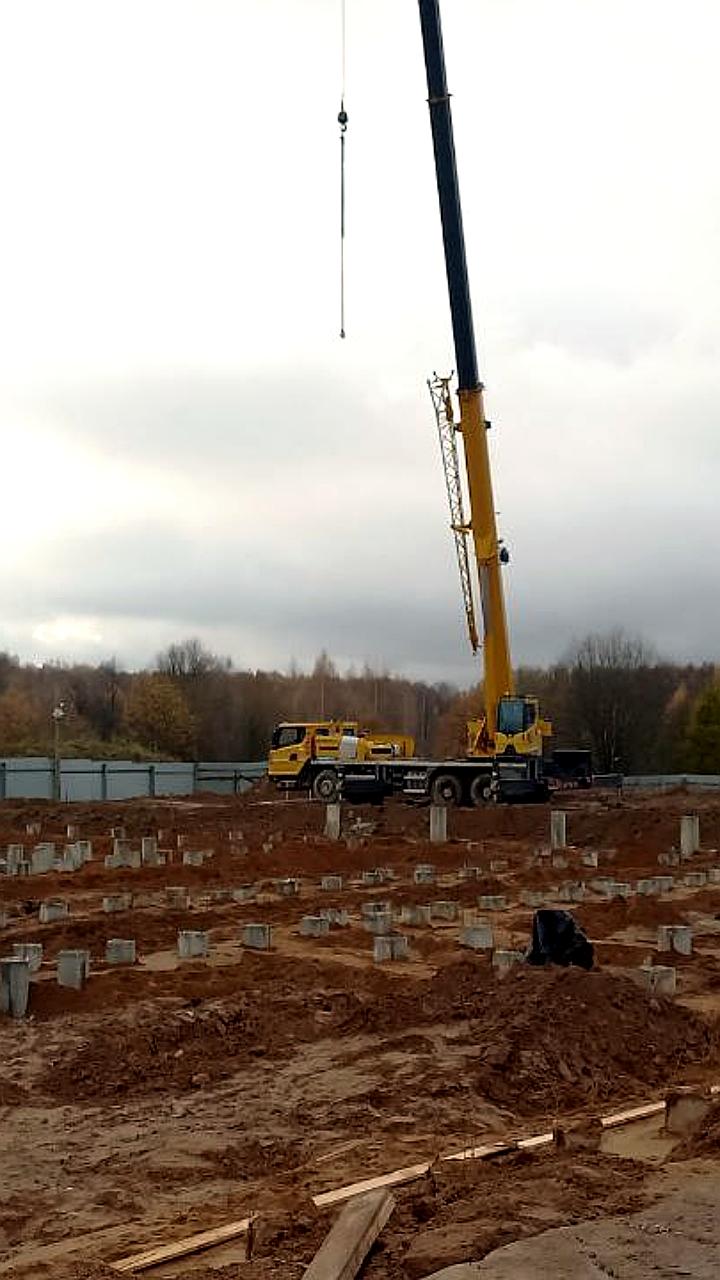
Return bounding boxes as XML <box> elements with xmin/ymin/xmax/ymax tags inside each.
<box><xmin>148</xmin><ymin>765</ymin><xmax>156</xmax><ymax>798</ymax></box>
<box><xmin>100</xmin><ymin>762</ymin><xmax>108</xmax><ymax>801</ymax></box>
<box><xmin>0</xmin><ymin>762</ymin><xmax>5</xmax><ymax>800</ymax></box>
<box><xmin>192</xmin><ymin>763</ymin><xmax>199</xmax><ymax>794</ymax></box>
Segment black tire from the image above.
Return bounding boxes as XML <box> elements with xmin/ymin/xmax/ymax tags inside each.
<box><xmin>430</xmin><ymin>773</ymin><xmax>462</xmax><ymax>806</ymax></box>
<box><xmin>312</xmin><ymin>768</ymin><xmax>340</xmax><ymax>802</ymax></box>
<box><xmin>470</xmin><ymin>774</ymin><xmax>495</xmax><ymax>807</ymax></box>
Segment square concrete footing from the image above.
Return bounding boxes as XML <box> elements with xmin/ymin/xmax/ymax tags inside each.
<box><xmin>276</xmin><ymin>878</ymin><xmax>300</xmax><ymax>897</ymax></box>
<box><xmin>657</xmin><ymin>925</ymin><xmax>674</xmax><ymax>952</ymax></box>
<box><xmin>177</xmin><ymin>930</ymin><xmax>209</xmax><ymax>959</ymax></box>
<box><xmin>493</xmin><ymin>949</ymin><xmax>525</xmax><ymax>974</ymax></box>
<box><xmin>581</xmin><ymin>850</ymin><xmax>599</xmax><ymax>869</ymax></box>
<box><xmin>413</xmin><ymin>864</ymin><xmax>436</xmax><ymax>885</ymax></box>
<box><xmin>478</xmin><ymin>895</ymin><xmax>507</xmax><ymax>911</ymax></box>
<box><xmin>399</xmin><ymin>904</ymin><xmax>431</xmax><ymax>927</ymax></box>
<box><xmin>166</xmin><ymin>887</ymin><xmax>190</xmax><ymax>910</ymax></box>
<box><xmin>183</xmin><ymin>849</ymin><xmax>211</xmax><ymax>867</ymax></box>
<box><xmin>39</xmin><ymin>900</ymin><xmax>69</xmax><ymax>924</ymax></box>
<box><xmin>373</xmin><ymin>934</ymin><xmax>409</xmax><ymax>962</ymax></box>
<box><xmin>12</xmin><ymin>942</ymin><xmax>43</xmax><ymax>973</ymax></box>
<box><xmin>461</xmin><ymin>923</ymin><xmax>493</xmax><ymax>950</ymax></box>
<box><xmin>106</xmin><ymin>938</ymin><xmax>137</xmax><ymax>965</ymax></box>
<box><xmin>671</xmin><ymin>925</ymin><xmax>693</xmax><ymax>956</ymax></box>
<box><xmin>683</xmin><ymin>871</ymin><xmax>707</xmax><ymax>888</ymax></box>
<box><xmin>232</xmin><ymin>884</ymin><xmax>257</xmax><ymax>902</ymax></box>
<box><xmin>57</xmin><ymin>950</ymin><xmax>90</xmax><ymax>990</ymax></box>
<box><xmin>31</xmin><ymin>845</ymin><xmax>56</xmax><ymax>875</ymax></box>
<box><xmin>641</xmin><ymin>964</ymin><xmax>676</xmax><ymax>997</ymax></box>
<box><xmin>361</xmin><ymin>901</ymin><xmax>391</xmax><ymax>917</ymax></box>
<box><xmin>300</xmin><ymin>916</ymin><xmax>330</xmax><ymax>938</ymax></box>
<box><xmin>557</xmin><ymin>882</ymin><xmax>585</xmax><ymax>903</ymax></box>
<box><xmin>320</xmin><ymin>908</ymin><xmax>349</xmax><ymax>927</ymax></box>
<box><xmin>321</xmin><ymin>875</ymin><xmax>343</xmax><ymax>891</ymax></box>
<box><xmin>242</xmin><ymin>923</ymin><xmax>272</xmax><ymax>950</ymax></box>
<box><xmin>431</xmin><ymin>900</ymin><xmax>459</xmax><ymax>921</ymax></box>
<box><xmin>520</xmin><ymin>890</ymin><xmax>546</xmax><ymax>908</ymax></box>
<box><xmin>103</xmin><ymin>893</ymin><xmax>133</xmax><ymax>913</ymax></box>
<box><xmin>365</xmin><ymin>911</ymin><xmax>394</xmax><ymax>935</ymax></box>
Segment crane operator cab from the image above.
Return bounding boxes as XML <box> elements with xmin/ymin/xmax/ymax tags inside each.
<box><xmin>467</xmin><ymin>694</ymin><xmax>551</xmax><ymax>759</ymax></box>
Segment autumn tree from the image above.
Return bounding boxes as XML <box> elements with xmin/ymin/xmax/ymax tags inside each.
<box><xmin>0</xmin><ymin>690</ymin><xmax>42</xmax><ymax>753</ymax></box>
<box><xmin>126</xmin><ymin>674</ymin><xmax>195</xmax><ymax>757</ymax></box>
<box><xmin>684</xmin><ymin>683</ymin><xmax>720</xmax><ymax>773</ymax></box>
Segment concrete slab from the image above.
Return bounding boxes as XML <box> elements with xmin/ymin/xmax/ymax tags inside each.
<box><xmin>420</xmin><ymin>1165</ymin><xmax>720</xmax><ymax>1280</ymax></box>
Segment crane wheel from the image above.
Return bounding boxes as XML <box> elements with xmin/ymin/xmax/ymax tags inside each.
<box><xmin>312</xmin><ymin>769</ymin><xmax>340</xmax><ymax>802</ymax></box>
<box><xmin>470</xmin><ymin>774</ymin><xmax>495</xmax><ymax>807</ymax></box>
<box><xmin>430</xmin><ymin>774</ymin><xmax>462</xmax><ymax>806</ymax></box>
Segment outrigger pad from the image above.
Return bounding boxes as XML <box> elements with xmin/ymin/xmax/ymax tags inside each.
<box><xmin>526</xmin><ymin>908</ymin><xmax>594</xmax><ymax>970</ymax></box>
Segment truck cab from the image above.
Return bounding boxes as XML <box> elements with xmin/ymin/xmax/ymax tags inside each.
<box><xmin>268</xmin><ymin>720</ymin><xmax>415</xmax><ymax>792</ymax></box>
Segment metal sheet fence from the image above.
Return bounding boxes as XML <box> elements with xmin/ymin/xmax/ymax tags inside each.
<box><xmin>0</xmin><ymin>758</ymin><xmax>267</xmax><ymax>802</ymax></box>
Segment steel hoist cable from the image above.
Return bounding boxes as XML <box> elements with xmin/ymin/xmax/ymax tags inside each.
<box><xmin>338</xmin><ymin>0</ymin><xmax>348</xmax><ymax>338</ymax></box>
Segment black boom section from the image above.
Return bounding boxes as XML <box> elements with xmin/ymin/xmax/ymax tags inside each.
<box><xmin>418</xmin><ymin>0</ymin><xmax>480</xmax><ymax>393</ymax></box>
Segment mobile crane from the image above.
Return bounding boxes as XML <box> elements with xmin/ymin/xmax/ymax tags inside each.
<box><xmin>420</xmin><ymin>0</ymin><xmax>546</xmax><ymax>762</ymax></box>
<box><xmin>267</xmin><ymin>1</ymin><xmax>591</xmax><ymax>804</ymax></box>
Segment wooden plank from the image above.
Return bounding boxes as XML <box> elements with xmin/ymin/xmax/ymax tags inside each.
<box><xmin>601</xmin><ymin>1101</ymin><xmax>665</xmax><ymax>1130</ymax></box>
<box><xmin>517</xmin><ymin>1131</ymin><xmax>554</xmax><ymax>1151</ymax></box>
<box><xmin>303</xmin><ymin>1189</ymin><xmax>395</xmax><ymax>1280</ymax></box>
<box><xmin>441</xmin><ymin>1141</ymin><xmax>515</xmax><ymax>1163</ymax></box>
<box><xmin>312</xmin><ymin>1162</ymin><xmax>430</xmax><ymax>1209</ymax></box>
<box><xmin>110</xmin><ymin>1216</ymin><xmax>255</xmax><ymax>1273</ymax></box>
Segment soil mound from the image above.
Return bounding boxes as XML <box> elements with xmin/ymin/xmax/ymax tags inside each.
<box><xmin>338</xmin><ymin>961</ymin><xmax>717</xmax><ymax>1114</ymax></box>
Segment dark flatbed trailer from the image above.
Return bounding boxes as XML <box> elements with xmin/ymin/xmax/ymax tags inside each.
<box><xmin>275</xmin><ymin>750</ymin><xmax>592</xmax><ymax>806</ymax></box>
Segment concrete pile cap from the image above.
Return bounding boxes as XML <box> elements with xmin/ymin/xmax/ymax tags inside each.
<box><xmin>413</xmin><ymin>864</ymin><xmax>436</xmax><ymax>883</ymax></box>
<box><xmin>431</xmin><ymin>900</ymin><xmax>459</xmax><ymax>919</ymax></box>
<box><xmin>11</xmin><ymin>942</ymin><xmax>43</xmax><ymax>972</ymax></box>
<box><xmin>320</xmin><ymin>874</ymin><xmax>343</xmax><ymax>890</ymax></box>
<box><xmin>300</xmin><ymin>915</ymin><xmax>330</xmax><ymax>937</ymax></box>
<box><xmin>242</xmin><ymin>923</ymin><xmax>272</xmax><ymax>950</ymax></box>
<box><xmin>106</xmin><ymin>938</ymin><xmax>137</xmax><ymax>964</ymax></box>
<box><xmin>57</xmin><ymin>949</ymin><xmax>90</xmax><ymax>989</ymax></box>
<box><xmin>0</xmin><ymin>957</ymin><xmax>31</xmax><ymax>1017</ymax></box>
<box><xmin>177</xmin><ymin>930</ymin><xmax>210</xmax><ymax>958</ymax></box>
<box><xmin>478</xmin><ymin>895</ymin><xmax>507</xmax><ymax>910</ymax></box>
<box><xmin>493</xmin><ymin>949</ymin><xmax>525</xmax><ymax>971</ymax></box>
<box><xmin>461</xmin><ymin>924</ymin><xmax>494</xmax><ymax>950</ymax></box>
<box><xmin>642</xmin><ymin>964</ymin><xmax>677</xmax><ymax>997</ymax></box>
<box><xmin>373</xmin><ymin>934</ymin><xmax>409</xmax><ymax>962</ymax></box>
<box><xmin>320</xmin><ymin>907</ymin><xmax>349</xmax><ymax>927</ymax></box>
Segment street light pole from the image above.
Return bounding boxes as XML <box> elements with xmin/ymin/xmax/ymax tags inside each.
<box><xmin>52</xmin><ymin>702</ymin><xmax>66</xmax><ymax>802</ymax></box>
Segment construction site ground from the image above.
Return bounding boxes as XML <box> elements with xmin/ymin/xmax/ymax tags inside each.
<box><xmin>3</xmin><ymin>786</ymin><xmax>720</xmax><ymax>1278</ymax></box>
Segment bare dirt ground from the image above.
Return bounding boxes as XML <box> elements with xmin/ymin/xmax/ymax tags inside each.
<box><xmin>2</xmin><ymin>786</ymin><xmax>720</xmax><ymax>1277</ymax></box>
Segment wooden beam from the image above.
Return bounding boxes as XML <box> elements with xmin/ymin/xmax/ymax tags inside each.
<box><xmin>601</xmin><ymin>1101</ymin><xmax>665</xmax><ymax>1130</ymax></box>
<box><xmin>312</xmin><ymin>1162</ymin><xmax>430</xmax><ymax>1209</ymax></box>
<box><xmin>110</xmin><ymin>1216</ymin><xmax>256</xmax><ymax>1273</ymax></box>
<box><xmin>442</xmin><ymin>1141</ymin><xmax>515</xmax><ymax>1163</ymax></box>
<box><xmin>302</xmin><ymin>1190</ymin><xmax>395</xmax><ymax>1280</ymax></box>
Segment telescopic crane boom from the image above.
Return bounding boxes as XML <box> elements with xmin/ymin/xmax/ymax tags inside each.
<box><xmin>419</xmin><ymin>0</ymin><xmax>546</xmax><ymax>757</ymax></box>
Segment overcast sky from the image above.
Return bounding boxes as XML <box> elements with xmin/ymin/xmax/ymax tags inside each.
<box><xmin>1</xmin><ymin>0</ymin><xmax>719</xmax><ymax>687</ymax></box>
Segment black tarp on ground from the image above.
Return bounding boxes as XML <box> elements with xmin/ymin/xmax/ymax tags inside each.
<box><xmin>526</xmin><ymin>908</ymin><xmax>594</xmax><ymax>970</ymax></box>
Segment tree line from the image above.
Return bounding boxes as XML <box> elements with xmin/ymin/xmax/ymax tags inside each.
<box><xmin>0</xmin><ymin>632</ymin><xmax>718</xmax><ymax>772</ymax></box>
